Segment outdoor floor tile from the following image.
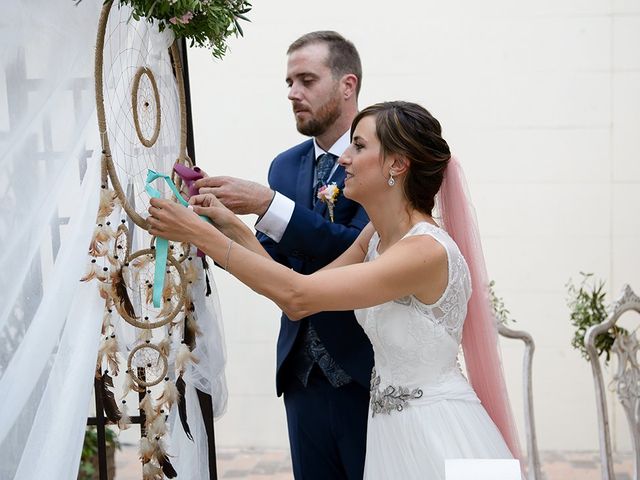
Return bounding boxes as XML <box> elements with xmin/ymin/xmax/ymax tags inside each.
<box><xmin>115</xmin><ymin>446</ymin><xmax>635</xmax><ymax>479</ymax></box>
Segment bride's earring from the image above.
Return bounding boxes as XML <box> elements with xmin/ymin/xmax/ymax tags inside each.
<box><xmin>388</xmin><ymin>170</ymin><xmax>396</xmax><ymax>187</ymax></box>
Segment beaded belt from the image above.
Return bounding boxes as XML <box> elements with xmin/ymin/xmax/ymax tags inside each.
<box><xmin>369</xmin><ymin>368</ymin><xmax>424</xmax><ymax>417</ymax></box>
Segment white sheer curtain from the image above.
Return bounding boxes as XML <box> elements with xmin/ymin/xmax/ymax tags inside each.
<box><xmin>0</xmin><ymin>1</ymin><xmax>227</xmax><ymax>478</ymax></box>
<box><xmin>0</xmin><ymin>2</ymin><xmax>104</xmax><ymax>478</ymax></box>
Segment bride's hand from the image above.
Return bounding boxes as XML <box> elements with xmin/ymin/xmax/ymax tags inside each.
<box><xmin>189</xmin><ymin>193</ymin><xmax>252</xmax><ymax>243</ymax></box>
<box><xmin>147</xmin><ymin>198</ymin><xmax>208</xmax><ymax>243</ymax></box>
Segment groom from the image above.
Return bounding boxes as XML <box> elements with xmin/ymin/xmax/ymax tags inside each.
<box><xmin>196</xmin><ymin>31</ymin><xmax>373</xmax><ymax>479</ymax></box>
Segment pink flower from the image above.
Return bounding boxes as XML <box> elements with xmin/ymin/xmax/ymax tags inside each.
<box><xmin>169</xmin><ymin>11</ymin><xmax>193</xmax><ymax>25</ymax></box>
<box><xmin>316</xmin><ymin>183</ymin><xmax>340</xmax><ymax>222</ymax></box>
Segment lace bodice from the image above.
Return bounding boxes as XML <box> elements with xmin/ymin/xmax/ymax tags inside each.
<box><xmin>355</xmin><ymin>222</ymin><xmax>474</xmax><ymax>403</ymax></box>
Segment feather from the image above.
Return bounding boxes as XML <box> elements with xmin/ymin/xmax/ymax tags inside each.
<box><xmin>157</xmin><ymin>378</ymin><xmax>179</xmax><ymax>408</ymax></box>
<box><xmin>158</xmin><ymin>336</ymin><xmax>171</xmax><ymax>357</ymax></box>
<box><xmin>156</xmin><ymin>297</ymin><xmax>173</xmax><ymax>319</ymax></box>
<box><xmin>158</xmin><ymin>453</ymin><xmax>178</xmax><ymax>478</ymax></box>
<box><xmin>184</xmin><ymin>258</ymin><xmax>198</xmax><ymax>284</ymax></box>
<box><xmin>99</xmin><ymin>284</ymin><xmax>112</xmax><ymax>301</ymax></box>
<box><xmin>175</xmin><ymin>343</ymin><xmax>198</xmax><ymax>375</ymax></box>
<box><xmin>139</xmin><ymin>393</ymin><xmax>157</xmax><ymax>422</ymax></box>
<box><xmin>129</xmin><ymin>254</ymin><xmax>152</xmax><ymax>285</ymax></box>
<box><xmin>202</xmin><ymin>257</ymin><xmax>212</xmax><ymax>296</ymax></box>
<box><xmin>176</xmin><ymin>375</ymin><xmax>193</xmax><ymax>440</ymax></box>
<box><xmin>112</xmin><ymin>267</ymin><xmax>137</xmax><ymax>320</ymax></box>
<box><xmin>170</xmin><ymin>313</ymin><xmax>184</xmax><ymax>335</ymax></box>
<box><xmin>80</xmin><ymin>262</ymin><xmax>97</xmax><ymax>282</ymax></box>
<box><xmin>142</xmin><ymin>461</ymin><xmax>163</xmax><ymax>480</ymax></box>
<box><xmin>118</xmin><ymin>399</ymin><xmax>131</xmax><ymax>430</ymax></box>
<box><xmin>97</xmin><ymin>335</ymin><xmax>118</xmax><ymax>371</ymax></box>
<box><xmin>145</xmin><ymin>282</ymin><xmax>154</xmax><ymax>304</ymax></box>
<box><xmin>95</xmin><ymin>222</ymin><xmax>116</xmax><ymax>242</ymax></box>
<box><xmin>89</xmin><ymin>237</ymin><xmax>108</xmax><ymax>257</ymax></box>
<box><xmin>148</xmin><ymin>411</ymin><xmax>167</xmax><ymax>437</ymax></box>
<box><xmin>101</xmin><ymin>311</ymin><xmax>113</xmax><ymax>334</ymax></box>
<box><xmin>162</xmin><ymin>272</ymin><xmax>175</xmax><ymax>301</ymax></box>
<box><xmin>179</xmin><ymin>242</ymin><xmax>191</xmax><ymax>261</ymax></box>
<box><xmin>122</xmin><ymin>369</ymin><xmax>136</xmax><ymax>397</ymax></box>
<box><xmin>98</xmin><ymin>188</ymin><xmax>117</xmax><ymax>218</ymax></box>
<box><xmin>183</xmin><ymin>311</ymin><xmax>201</xmax><ymax>350</ymax></box>
<box><xmin>107</xmin><ymin>252</ymin><xmax>123</xmax><ymax>267</ymax></box>
<box><xmin>100</xmin><ymin>371</ymin><xmax>121</xmax><ymax>423</ymax></box>
<box><xmin>102</xmin><ymin>334</ymin><xmax>120</xmax><ymax>375</ymax></box>
<box><xmin>131</xmin><ymin>254</ymin><xmax>152</xmax><ymax>270</ymax></box>
<box><xmin>106</xmin><ymin>352</ymin><xmax>119</xmax><ymax>376</ymax></box>
<box><xmin>139</xmin><ymin>436</ymin><xmax>155</xmax><ymax>464</ymax></box>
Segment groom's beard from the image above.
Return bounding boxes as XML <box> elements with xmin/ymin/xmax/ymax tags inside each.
<box><xmin>294</xmin><ymin>91</ymin><xmax>342</xmax><ymax>138</ymax></box>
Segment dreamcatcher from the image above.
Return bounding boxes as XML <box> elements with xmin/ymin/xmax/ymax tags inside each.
<box><xmin>82</xmin><ymin>1</ymin><xmax>224</xmax><ymax>478</ymax></box>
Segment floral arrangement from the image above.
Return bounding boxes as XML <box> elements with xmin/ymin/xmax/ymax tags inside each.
<box><xmin>567</xmin><ymin>272</ymin><xmax>627</xmax><ymax>363</ymax></box>
<box><xmin>77</xmin><ymin>0</ymin><xmax>252</xmax><ymax>58</ymax></box>
<box><xmin>317</xmin><ymin>183</ymin><xmax>340</xmax><ymax>222</ymax></box>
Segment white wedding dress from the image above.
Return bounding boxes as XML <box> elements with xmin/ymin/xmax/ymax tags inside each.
<box><xmin>355</xmin><ymin>222</ymin><xmax>513</xmax><ymax>479</ymax></box>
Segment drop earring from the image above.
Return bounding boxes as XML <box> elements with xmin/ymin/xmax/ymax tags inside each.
<box><xmin>388</xmin><ymin>171</ymin><xmax>395</xmax><ymax>187</ymax></box>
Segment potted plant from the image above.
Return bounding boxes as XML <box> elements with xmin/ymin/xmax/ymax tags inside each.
<box><xmin>567</xmin><ymin>272</ymin><xmax>627</xmax><ymax>363</ymax></box>
<box><xmin>78</xmin><ymin>427</ymin><xmax>120</xmax><ymax>480</ymax></box>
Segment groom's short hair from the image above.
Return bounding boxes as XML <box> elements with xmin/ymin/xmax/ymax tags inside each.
<box><xmin>287</xmin><ymin>31</ymin><xmax>362</xmax><ymax>97</ymax></box>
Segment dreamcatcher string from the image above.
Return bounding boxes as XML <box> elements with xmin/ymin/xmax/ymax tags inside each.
<box><xmin>145</xmin><ymin>169</ymin><xmax>210</xmax><ymax>307</ymax></box>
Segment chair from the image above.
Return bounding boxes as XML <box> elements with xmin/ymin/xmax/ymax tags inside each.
<box><xmin>498</xmin><ymin>323</ymin><xmax>542</xmax><ymax>480</ymax></box>
<box><xmin>586</xmin><ymin>284</ymin><xmax>640</xmax><ymax>480</ymax></box>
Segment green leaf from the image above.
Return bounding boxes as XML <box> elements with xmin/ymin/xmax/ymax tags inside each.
<box><xmin>566</xmin><ymin>272</ymin><xmax>627</xmax><ymax>364</ymax></box>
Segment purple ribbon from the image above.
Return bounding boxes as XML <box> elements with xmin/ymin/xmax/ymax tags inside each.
<box><xmin>173</xmin><ymin>164</ymin><xmax>206</xmax><ymax>257</ymax></box>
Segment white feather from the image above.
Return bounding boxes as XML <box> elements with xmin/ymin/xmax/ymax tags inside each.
<box><xmin>175</xmin><ymin>343</ymin><xmax>198</xmax><ymax>375</ymax></box>
<box><xmin>157</xmin><ymin>379</ymin><xmax>179</xmax><ymax>408</ymax></box>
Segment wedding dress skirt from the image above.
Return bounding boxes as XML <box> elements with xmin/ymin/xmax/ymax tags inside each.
<box><xmin>355</xmin><ymin>223</ymin><xmax>513</xmax><ymax>479</ymax></box>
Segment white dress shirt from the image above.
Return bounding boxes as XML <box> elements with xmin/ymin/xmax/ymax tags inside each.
<box><xmin>255</xmin><ymin>130</ymin><xmax>351</xmax><ymax>242</ymax></box>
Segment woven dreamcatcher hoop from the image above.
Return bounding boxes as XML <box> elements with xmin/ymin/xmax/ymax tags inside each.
<box><xmin>95</xmin><ymin>0</ymin><xmax>192</xmax><ymax>229</ymax></box>
<box><xmin>116</xmin><ymin>247</ymin><xmax>187</xmax><ymax>329</ymax></box>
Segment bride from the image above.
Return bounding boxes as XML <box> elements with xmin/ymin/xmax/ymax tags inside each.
<box><xmin>148</xmin><ymin>101</ymin><xmax>521</xmax><ymax>479</ymax></box>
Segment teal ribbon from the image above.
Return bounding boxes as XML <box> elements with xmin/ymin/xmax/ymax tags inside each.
<box><xmin>145</xmin><ymin>169</ymin><xmax>211</xmax><ymax>308</ymax></box>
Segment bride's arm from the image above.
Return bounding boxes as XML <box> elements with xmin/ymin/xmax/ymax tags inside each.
<box><xmin>190</xmin><ymin>192</ymin><xmax>374</xmax><ymax>268</ymax></box>
<box><xmin>148</xmin><ymin>199</ymin><xmax>446</xmax><ymax>319</ymax></box>
<box><xmin>187</xmin><ymin>193</ymin><xmax>271</xmax><ymax>259</ymax></box>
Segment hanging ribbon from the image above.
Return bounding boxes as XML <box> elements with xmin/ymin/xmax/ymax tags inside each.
<box><xmin>145</xmin><ymin>169</ymin><xmax>211</xmax><ymax>308</ymax></box>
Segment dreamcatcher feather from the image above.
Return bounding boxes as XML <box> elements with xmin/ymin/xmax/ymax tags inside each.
<box><xmin>81</xmin><ymin>1</ymin><xmax>213</xmax><ymax>476</ymax></box>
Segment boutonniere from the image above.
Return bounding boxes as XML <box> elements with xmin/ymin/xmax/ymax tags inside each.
<box><xmin>316</xmin><ymin>182</ymin><xmax>340</xmax><ymax>222</ymax></box>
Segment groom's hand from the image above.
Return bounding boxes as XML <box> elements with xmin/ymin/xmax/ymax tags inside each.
<box><xmin>194</xmin><ymin>176</ymin><xmax>274</xmax><ymax>216</ymax></box>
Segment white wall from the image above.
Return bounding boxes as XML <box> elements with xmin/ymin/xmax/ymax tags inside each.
<box><xmin>187</xmin><ymin>0</ymin><xmax>640</xmax><ymax>451</ymax></box>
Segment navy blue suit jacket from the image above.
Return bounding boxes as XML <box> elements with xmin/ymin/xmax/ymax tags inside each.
<box><xmin>257</xmin><ymin>139</ymin><xmax>374</xmax><ymax>396</ymax></box>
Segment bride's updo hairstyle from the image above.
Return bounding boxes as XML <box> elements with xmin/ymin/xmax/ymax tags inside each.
<box><xmin>351</xmin><ymin>101</ymin><xmax>451</xmax><ymax>215</ymax></box>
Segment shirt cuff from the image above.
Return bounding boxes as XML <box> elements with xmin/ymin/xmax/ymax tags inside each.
<box><xmin>255</xmin><ymin>191</ymin><xmax>295</xmax><ymax>242</ymax></box>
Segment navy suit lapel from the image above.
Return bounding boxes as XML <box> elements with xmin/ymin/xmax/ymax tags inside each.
<box><xmin>297</xmin><ymin>145</ymin><xmax>315</xmax><ymax>209</ymax></box>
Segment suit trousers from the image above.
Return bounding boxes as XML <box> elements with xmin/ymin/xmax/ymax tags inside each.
<box><xmin>283</xmin><ymin>365</ymin><xmax>369</xmax><ymax>480</ymax></box>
